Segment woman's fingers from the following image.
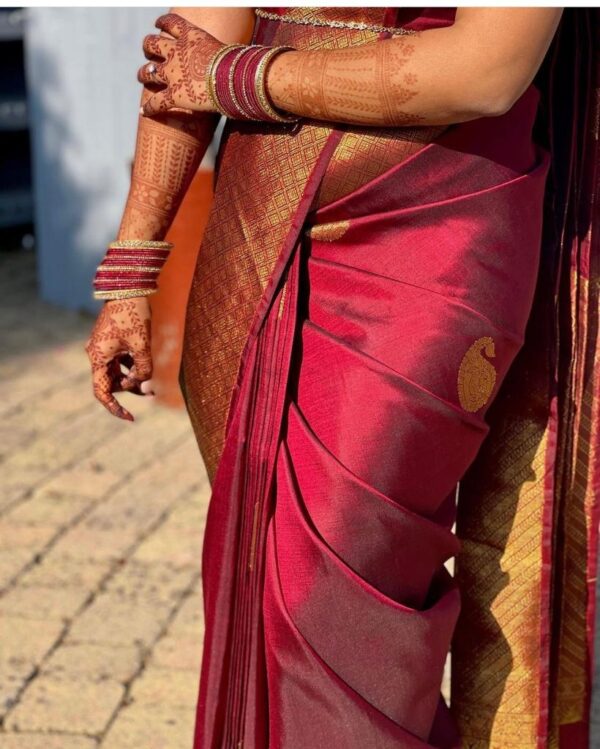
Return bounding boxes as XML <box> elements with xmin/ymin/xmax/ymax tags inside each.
<box><xmin>155</xmin><ymin>13</ymin><xmax>189</xmax><ymax>39</ymax></box>
<box><xmin>137</xmin><ymin>61</ymin><xmax>169</xmax><ymax>86</ymax></box>
<box><xmin>91</xmin><ymin>366</ymin><xmax>134</xmax><ymax>421</ymax></box>
<box><xmin>120</xmin><ymin>348</ymin><xmax>153</xmax><ymax>390</ymax></box>
<box><xmin>143</xmin><ymin>33</ymin><xmax>173</xmax><ymax>60</ymax></box>
<box><xmin>142</xmin><ymin>90</ymin><xmax>172</xmax><ymax>116</ymax></box>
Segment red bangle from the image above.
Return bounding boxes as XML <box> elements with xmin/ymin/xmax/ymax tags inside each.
<box><xmin>92</xmin><ymin>240</ymin><xmax>173</xmax><ymax>300</ymax></box>
<box><xmin>207</xmin><ymin>44</ymin><xmax>300</xmax><ymax>124</ymax></box>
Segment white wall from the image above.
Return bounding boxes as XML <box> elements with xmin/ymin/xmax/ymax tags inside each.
<box><xmin>25</xmin><ymin>8</ymin><xmax>170</xmax><ymax>313</ymax></box>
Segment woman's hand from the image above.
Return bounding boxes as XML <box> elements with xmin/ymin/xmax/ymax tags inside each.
<box><xmin>138</xmin><ymin>13</ymin><xmax>224</xmax><ymax>117</ymax></box>
<box><xmin>85</xmin><ymin>297</ymin><xmax>154</xmax><ymax>422</ymax></box>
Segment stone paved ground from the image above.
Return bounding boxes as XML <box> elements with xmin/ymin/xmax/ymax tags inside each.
<box><xmin>0</xmin><ymin>250</ymin><xmax>208</xmax><ymax>748</ymax></box>
<box><xmin>0</xmin><ymin>250</ymin><xmax>598</xmax><ymax>747</ymax></box>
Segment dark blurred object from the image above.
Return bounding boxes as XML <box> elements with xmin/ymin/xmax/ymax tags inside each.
<box><xmin>0</xmin><ymin>7</ymin><xmax>34</xmax><ymax>246</ymax></box>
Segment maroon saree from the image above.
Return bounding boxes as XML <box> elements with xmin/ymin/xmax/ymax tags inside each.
<box><xmin>179</xmin><ymin>8</ymin><xmax>600</xmax><ymax>748</ymax></box>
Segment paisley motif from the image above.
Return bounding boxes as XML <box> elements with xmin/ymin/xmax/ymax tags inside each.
<box><xmin>307</xmin><ymin>219</ymin><xmax>351</xmax><ymax>242</ymax></box>
<box><xmin>457</xmin><ymin>336</ymin><xmax>497</xmax><ymax>412</ymax></box>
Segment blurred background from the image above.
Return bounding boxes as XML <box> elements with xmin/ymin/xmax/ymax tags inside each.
<box><xmin>0</xmin><ymin>6</ymin><xmax>598</xmax><ymax>749</ymax></box>
<box><xmin>0</xmin><ymin>7</ymin><xmax>220</xmax><ymax>748</ymax></box>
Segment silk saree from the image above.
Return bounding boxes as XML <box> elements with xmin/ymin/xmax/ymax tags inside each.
<box><xmin>179</xmin><ymin>7</ymin><xmax>600</xmax><ymax>748</ymax></box>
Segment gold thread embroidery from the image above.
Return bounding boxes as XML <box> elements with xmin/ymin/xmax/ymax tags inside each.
<box><xmin>254</xmin><ymin>8</ymin><xmax>417</xmax><ymax>36</ymax></box>
<box><xmin>307</xmin><ymin>219</ymin><xmax>351</xmax><ymax>242</ymax></box>
<box><xmin>457</xmin><ymin>336</ymin><xmax>497</xmax><ymax>412</ymax></box>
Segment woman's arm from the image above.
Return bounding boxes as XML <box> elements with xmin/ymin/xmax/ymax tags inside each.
<box><xmin>264</xmin><ymin>8</ymin><xmax>563</xmax><ymax>126</ymax></box>
<box><xmin>85</xmin><ymin>7</ymin><xmax>254</xmax><ymax>422</ymax></box>
<box><xmin>118</xmin><ymin>6</ymin><xmax>254</xmax><ymax>240</ymax></box>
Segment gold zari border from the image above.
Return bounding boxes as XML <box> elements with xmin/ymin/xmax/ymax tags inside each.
<box><xmin>254</xmin><ymin>8</ymin><xmax>418</xmax><ymax>36</ymax></box>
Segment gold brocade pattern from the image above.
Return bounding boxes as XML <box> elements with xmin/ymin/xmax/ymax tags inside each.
<box><xmin>312</xmin><ymin>124</ymin><xmax>447</xmax><ymax>209</ymax></box>
<box><xmin>452</xmin><ymin>303</ymin><xmax>553</xmax><ymax>747</ymax></box>
<box><xmin>254</xmin><ymin>7</ymin><xmax>417</xmax><ymax>36</ymax></box>
<box><xmin>180</xmin><ymin>12</ymin><xmax>381</xmax><ymax>480</ymax></box>
<box><xmin>457</xmin><ymin>336</ymin><xmax>497</xmax><ymax>413</ymax></box>
<box><xmin>181</xmin><ymin>120</ymin><xmax>333</xmax><ymax>480</ymax></box>
<box><xmin>552</xmin><ymin>272</ymin><xmax>599</xmax><ymax>731</ymax></box>
<box><xmin>307</xmin><ymin>219</ymin><xmax>350</xmax><ymax>241</ymax></box>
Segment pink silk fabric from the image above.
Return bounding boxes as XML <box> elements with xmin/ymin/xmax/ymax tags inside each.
<box><xmin>188</xmin><ymin>8</ymin><xmax>558</xmax><ymax>749</ymax></box>
<box><xmin>262</xmin><ymin>87</ymin><xmax>549</xmax><ymax>747</ymax></box>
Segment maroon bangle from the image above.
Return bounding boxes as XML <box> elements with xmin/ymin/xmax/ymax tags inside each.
<box><xmin>209</xmin><ymin>43</ymin><xmax>300</xmax><ymax>124</ymax></box>
<box><xmin>92</xmin><ymin>240</ymin><xmax>173</xmax><ymax>300</ymax></box>
<box><xmin>214</xmin><ymin>47</ymin><xmax>251</xmax><ymax>119</ymax></box>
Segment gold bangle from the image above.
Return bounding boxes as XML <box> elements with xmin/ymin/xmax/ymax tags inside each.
<box><xmin>228</xmin><ymin>46</ymin><xmax>253</xmax><ymax>118</ymax></box>
<box><xmin>108</xmin><ymin>240</ymin><xmax>173</xmax><ymax>249</ymax></box>
<box><xmin>97</xmin><ymin>264</ymin><xmax>163</xmax><ymax>273</ymax></box>
<box><xmin>237</xmin><ymin>45</ymin><xmax>269</xmax><ymax>118</ymax></box>
<box><xmin>206</xmin><ymin>43</ymin><xmax>245</xmax><ymax>117</ymax></box>
<box><xmin>93</xmin><ymin>288</ymin><xmax>157</xmax><ymax>301</ymax></box>
<box><xmin>255</xmin><ymin>46</ymin><xmax>300</xmax><ymax>123</ymax></box>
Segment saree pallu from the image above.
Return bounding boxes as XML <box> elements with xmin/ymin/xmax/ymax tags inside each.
<box><xmin>179</xmin><ymin>7</ymin><xmax>600</xmax><ymax>749</ymax></box>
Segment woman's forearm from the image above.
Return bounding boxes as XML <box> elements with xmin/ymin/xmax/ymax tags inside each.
<box><xmin>266</xmin><ymin>8</ymin><xmax>563</xmax><ymax>128</ymax></box>
<box><xmin>117</xmin><ymin>99</ymin><xmax>217</xmax><ymax>240</ymax></box>
<box><xmin>118</xmin><ymin>6</ymin><xmax>255</xmax><ymax>240</ymax></box>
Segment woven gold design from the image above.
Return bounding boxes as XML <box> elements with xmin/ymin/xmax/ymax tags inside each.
<box><xmin>180</xmin><ymin>121</ymin><xmax>335</xmax><ymax>480</ymax></box>
<box><xmin>180</xmin><ymin>9</ymin><xmax>399</xmax><ymax>481</ymax></box>
<box><xmin>93</xmin><ymin>288</ymin><xmax>156</xmax><ymax>300</ymax></box>
<box><xmin>307</xmin><ymin>219</ymin><xmax>350</xmax><ymax>242</ymax></box>
<box><xmin>97</xmin><ymin>265</ymin><xmax>162</xmax><ymax>273</ymax></box>
<box><xmin>312</xmin><ymin>125</ymin><xmax>448</xmax><ymax>209</ymax></box>
<box><xmin>254</xmin><ymin>8</ymin><xmax>416</xmax><ymax>36</ymax></box>
<box><xmin>457</xmin><ymin>336</ymin><xmax>497</xmax><ymax>412</ymax></box>
<box><xmin>108</xmin><ymin>240</ymin><xmax>173</xmax><ymax>249</ymax></box>
<box><xmin>453</xmin><ymin>410</ymin><xmax>550</xmax><ymax>748</ymax></box>
<box><xmin>552</xmin><ymin>273</ymin><xmax>599</xmax><ymax>731</ymax></box>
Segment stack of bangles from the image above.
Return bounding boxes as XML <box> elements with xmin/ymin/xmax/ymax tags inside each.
<box><xmin>92</xmin><ymin>240</ymin><xmax>173</xmax><ymax>300</ymax></box>
<box><xmin>206</xmin><ymin>43</ymin><xmax>301</xmax><ymax>123</ymax></box>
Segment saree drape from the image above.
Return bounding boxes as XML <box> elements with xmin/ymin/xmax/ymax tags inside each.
<box><xmin>179</xmin><ymin>8</ymin><xmax>600</xmax><ymax>748</ymax></box>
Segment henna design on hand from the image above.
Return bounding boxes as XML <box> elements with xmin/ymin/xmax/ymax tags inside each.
<box><xmin>267</xmin><ymin>33</ymin><xmax>426</xmax><ymax>127</ymax></box>
<box><xmin>85</xmin><ymin>298</ymin><xmax>153</xmax><ymax>421</ymax></box>
<box><xmin>138</xmin><ymin>13</ymin><xmax>224</xmax><ymax>116</ymax></box>
<box><xmin>118</xmin><ymin>112</ymin><xmax>212</xmax><ymax>238</ymax></box>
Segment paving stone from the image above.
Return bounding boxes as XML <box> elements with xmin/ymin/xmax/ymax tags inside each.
<box><xmin>19</xmin><ymin>556</ymin><xmax>112</xmax><ymax>589</ymax></box>
<box><xmin>0</xmin><ymin>424</ymin><xmax>37</xmax><ymax>461</ymax></box>
<box><xmin>0</xmin><ymin>585</ymin><xmax>91</xmax><ymax>622</ymax></box>
<box><xmin>164</xmin><ymin>493</ymin><xmax>209</xmax><ymax>528</ymax></box>
<box><xmin>102</xmin><ymin>560</ymin><xmax>195</xmax><ymax>608</ymax></box>
<box><xmin>0</xmin><ymin>735</ymin><xmax>97</xmax><ymax>749</ymax></box>
<box><xmin>42</xmin><ymin>642</ymin><xmax>141</xmax><ymax>684</ymax></box>
<box><xmin>0</xmin><ymin>480</ymin><xmax>42</xmax><ymax>515</ymax></box>
<box><xmin>169</xmin><ymin>584</ymin><xmax>204</xmax><ymax>639</ymax></box>
<box><xmin>132</xmin><ymin>492</ymin><xmax>207</xmax><ymax>569</ymax></box>
<box><xmin>39</xmin><ymin>460</ymin><xmax>121</xmax><ymax>500</ymax></box>
<box><xmin>150</xmin><ymin>633</ymin><xmax>202</xmax><ymax>672</ymax></box>
<box><xmin>129</xmin><ymin>666</ymin><xmax>200</xmax><ymax>708</ymax></box>
<box><xmin>67</xmin><ymin>596</ymin><xmax>168</xmax><ymax>649</ymax></box>
<box><xmin>133</xmin><ymin>524</ymin><xmax>202</xmax><ymax>569</ymax></box>
<box><xmin>0</xmin><ymin>617</ymin><xmax>65</xmax><ymax>665</ymax></box>
<box><xmin>101</xmin><ymin>702</ymin><xmax>195</xmax><ymax>749</ymax></box>
<box><xmin>0</xmin><ymin>523</ymin><xmax>57</xmax><ymax>554</ymax></box>
<box><xmin>6</xmin><ymin>494</ymin><xmax>91</xmax><ymax>526</ymax></box>
<box><xmin>0</xmin><ymin>661</ymin><xmax>37</xmax><ymax>719</ymax></box>
<box><xmin>88</xmin><ymin>407</ymin><xmax>191</xmax><ymax>476</ymax></box>
<box><xmin>45</xmin><ymin>525</ymin><xmax>139</xmax><ymax>562</ymax></box>
<box><xmin>0</xmin><ymin>550</ymin><xmax>33</xmax><ymax>590</ymax></box>
<box><xmin>5</xmin><ymin>675</ymin><xmax>124</xmax><ymax>735</ymax></box>
<box><xmin>3</xmin><ymin>409</ymin><xmax>117</xmax><ymax>482</ymax></box>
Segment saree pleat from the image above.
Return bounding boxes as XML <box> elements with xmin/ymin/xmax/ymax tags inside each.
<box><xmin>179</xmin><ymin>7</ymin><xmax>599</xmax><ymax>749</ymax></box>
